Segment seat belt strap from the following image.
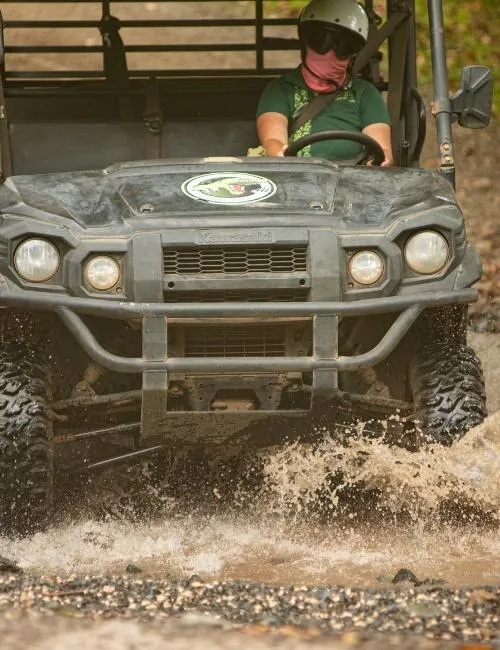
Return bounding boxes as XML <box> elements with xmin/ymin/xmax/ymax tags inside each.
<box><xmin>289</xmin><ymin>85</ymin><xmax>343</xmax><ymax>135</ymax></box>
<box><xmin>99</xmin><ymin>9</ymin><xmax>129</xmax><ymax>89</ymax></box>
<box><xmin>99</xmin><ymin>3</ymin><xmax>133</xmax><ymax>120</ymax></box>
<box><xmin>353</xmin><ymin>8</ymin><xmax>410</xmax><ymax>75</ymax></box>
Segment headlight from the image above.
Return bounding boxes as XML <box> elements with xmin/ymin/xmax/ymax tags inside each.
<box><xmin>404</xmin><ymin>231</ymin><xmax>449</xmax><ymax>275</ymax></box>
<box><xmin>84</xmin><ymin>256</ymin><xmax>120</xmax><ymax>291</ymax></box>
<box><xmin>14</xmin><ymin>238</ymin><xmax>60</xmax><ymax>282</ymax></box>
<box><xmin>348</xmin><ymin>250</ymin><xmax>384</xmax><ymax>285</ymax></box>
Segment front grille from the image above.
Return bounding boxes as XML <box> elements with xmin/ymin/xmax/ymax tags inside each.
<box><xmin>184</xmin><ymin>324</ymin><xmax>286</xmax><ymax>358</ymax></box>
<box><xmin>163</xmin><ymin>245</ymin><xmax>308</xmax><ymax>275</ymax></box>
<box><xmin>164</xmin><ymin>289</ymin><xmax>309</xmax><ymax>302</ymax></box>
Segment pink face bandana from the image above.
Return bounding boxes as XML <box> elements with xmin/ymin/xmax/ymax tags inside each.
<box><xmin>301</xmin><ymin>47</ymin><xmax>350</xmax><ymax>93</ymax></box>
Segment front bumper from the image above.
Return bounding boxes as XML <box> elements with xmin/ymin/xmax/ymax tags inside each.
<box><xmin>0</xmin><ymin>278</ymin><xmax>476</xmax><ymax>373</ymax></box>
<box><xmin>0</xmin><ymin>277</ymin><xmax>477</xmax><ymax>442</ymax></box>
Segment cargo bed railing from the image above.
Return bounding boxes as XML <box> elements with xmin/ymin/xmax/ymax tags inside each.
<box><xmin>2</xmin><ymin>0</ymin><xmax>302</xmax><ymax>80</ymax></box>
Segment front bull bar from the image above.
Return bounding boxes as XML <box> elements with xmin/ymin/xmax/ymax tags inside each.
<box><xmin>0</xmin><ymin>283</ymin><xmax>477</xmax><ymax>441</ymax></box>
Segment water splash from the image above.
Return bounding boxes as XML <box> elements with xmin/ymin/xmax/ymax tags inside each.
<box><xmin>262</xmin><ymin>413</ymin><xmax>500</xmax><ymax>521</ymax></box>
<box><xmin>0</xmin><ymin>414</ymin><xmax>498</xmax><ymax>587</ymax></box>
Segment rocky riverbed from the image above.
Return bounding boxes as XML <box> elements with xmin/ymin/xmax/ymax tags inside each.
<box><xmin>0</xmin><ymin>573</ymin><xmax>499</xmax><ymax>650</ymax></box>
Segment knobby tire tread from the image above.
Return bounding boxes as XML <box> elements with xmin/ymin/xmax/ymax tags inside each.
<box><xmin>0</xmin><ymin>342</ymin><xmax>53</xmax><ymax>536</ymax></box>
<box><xmin>410</xmin><ymin>342</ymin><xmax>486</xmax><ymax>446</ymax></box>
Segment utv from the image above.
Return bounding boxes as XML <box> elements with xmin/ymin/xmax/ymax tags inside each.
<box><xmin>0</xmin><ymin>0</ymin><xmax>493</xmax><ymax>534</ymax></box>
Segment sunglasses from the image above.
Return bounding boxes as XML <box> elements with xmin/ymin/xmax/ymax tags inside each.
<box><xmin>304</xmin><ymin>27</ymin><xmax>362</xmax><ymax>59</ymax></box>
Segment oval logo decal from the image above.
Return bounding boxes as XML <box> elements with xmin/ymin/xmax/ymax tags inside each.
<box><xmin>182</xmin><ymin>172</ymin><xmax>277</xmax><ymax>205</ymax></box>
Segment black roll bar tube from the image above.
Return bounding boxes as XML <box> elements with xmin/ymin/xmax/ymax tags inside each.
<box><xmin>403</xmin><ymin>0</ymin><xmax>420</xmax><ymax>167</ymax></box>
<box><xmin>410</xmin><ymin>87</ymin><xmax>427</xmax><ymax>165</ymax></box>
<box><xmin>427</xmin><ymin>0</ymin><xmax>456</xmax><ymax>187</ymax></box>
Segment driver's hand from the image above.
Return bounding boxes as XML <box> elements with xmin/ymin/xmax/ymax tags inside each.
<box><xmin>362</xmin><ymin>123</ymin><xmax>393</xmax><ymax>167</ymax></box>
<box><xmin>367</xmin><ymin>153</ymin><xmax>393</xmax><ymax>167</ymax></box>
<box><xmin>380</xmin><ymin>154</ymin><xmax>393</xmax><ymax>167</ymax></box>
<box><xmin>264</xmin><ymin>140</ymin><xmax>287</xmax><ymax>157</ymax></box>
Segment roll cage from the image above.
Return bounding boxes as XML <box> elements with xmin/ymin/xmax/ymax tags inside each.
<box><xmin>0</xmin><ymin>0</ymin><xmax>492</xmax><ymax>184</ymax></box>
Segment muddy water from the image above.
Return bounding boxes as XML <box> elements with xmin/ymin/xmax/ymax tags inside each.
<box><xmin>1</xmin><ymin>512</ymin><xmax>499</xmax><ymax>587</ymax></box>
<box><xmin>1</xmin><ymin>335</ymin><xmax>498</xmax><ymax>590</ymax></box>
<box><xmin>1</xmin><ymin>411</ymin><xmax>499</xmax><ymax>589</ymax></box>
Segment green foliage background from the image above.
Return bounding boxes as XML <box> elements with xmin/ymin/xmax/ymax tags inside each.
<box><xmin>270</xmin><ymin>0</ymin><xmax>498</xmax><ymax>115</ymax></box>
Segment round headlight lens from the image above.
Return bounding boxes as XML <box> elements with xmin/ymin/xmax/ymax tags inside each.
<box><xmin>14</xmin><ymin>238</ymin><xmax>60</xmax><ymax>282</ymax></box>
<box><xmin>404</xmin><ymin>231</ymin><xmax>449</xmax><ymax>275</ymax></box>
<box><xmin>84</xmin><ymin>256</ymin><xmax>120</xmax><ymax>291</ymax></box>
<box><xmin>348</xmin><ymin>250</ymin><xmax>384</xmax><ymax>286</ymax></box>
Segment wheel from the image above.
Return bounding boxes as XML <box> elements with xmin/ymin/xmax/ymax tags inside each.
<box><xmin>0</xmin><ymin>342</ymin><xmax>54</xmax><ymax>536</ymax></box>
<box><xmin>409</xmin><ymin>341</ymin><xmax>487</xmax><ymax>446</ymax></box>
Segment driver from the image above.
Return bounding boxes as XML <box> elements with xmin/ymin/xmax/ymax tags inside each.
<box><xmin>256</xmin><ymin>0</ymin><xmax>392</xmax><ymax>165</ymax></box>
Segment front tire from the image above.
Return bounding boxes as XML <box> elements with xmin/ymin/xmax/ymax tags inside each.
<box><xmin>409</xmin><ymin>341</ymin><xmax>487</xmax><ymax>446</ymax></box>
<box><xmin>0</xmin><ymin>343</ymin><xmax>54</xmax><ymax>536</ymax></box>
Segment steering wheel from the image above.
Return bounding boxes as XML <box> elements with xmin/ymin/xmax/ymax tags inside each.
<box><xmin>284</xmin><ymin>130</ymin><xmax>385</xmax><ymax>166</ymax></box>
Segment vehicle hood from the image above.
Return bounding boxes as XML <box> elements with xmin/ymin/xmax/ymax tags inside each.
<box><xmin>0</xmin><ymin>159</ymin><xmax>458</xmax><ymax>230</ymax></box>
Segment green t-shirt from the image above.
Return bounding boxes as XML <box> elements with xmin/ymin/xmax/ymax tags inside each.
<box><xmin>256</xmin><ymin>67</ymin><xmax>390</xmax><ymax>161</ymax></box>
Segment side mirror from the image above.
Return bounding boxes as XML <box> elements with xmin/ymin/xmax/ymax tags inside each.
<box><xmin>451</xmin><ymin>66</ymin><xmax>493</xmax><ymax>129</ymax></box>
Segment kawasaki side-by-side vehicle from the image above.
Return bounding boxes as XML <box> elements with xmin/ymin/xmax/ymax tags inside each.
<box><xmin>0</xmin><ymin>0</ymin><xmax>493</xmax><ymax>534</ymax></box>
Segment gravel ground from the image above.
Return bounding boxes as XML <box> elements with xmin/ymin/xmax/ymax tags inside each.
<box><xmin>0</xmin><ymin>573</ymin><xmax>499</xmax><ymax>648</ymax></box>
<box><xmin>1</xmin><ymin>616</ymin><xmax>495</xmax><ymax>650</ymax></box>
